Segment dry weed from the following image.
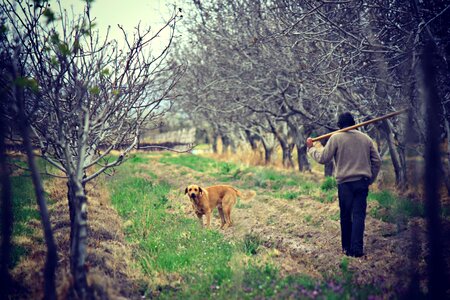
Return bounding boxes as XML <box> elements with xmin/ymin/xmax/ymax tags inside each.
<box><xmin>11</xmin><ymin>175</ymin><xmax>144</xmax><ymax>299</ymax></box>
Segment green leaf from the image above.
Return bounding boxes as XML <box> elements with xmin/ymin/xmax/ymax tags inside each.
<box><xmin>100</xmin><ymin>68</ymin><xmax>110</xmax><ymax>77</ymax></box>
<box><xmin>43</xmin><ymin>8</ymin><xmax>55</xmax><ymax>24</ymax></box>
<box><xmin>0</xmin><ymin>25</ymin><xmax>8</xmax><ymax>35</ymax></box>
<box><xmin>58</xmin><ymin>42</ymin><xmax>70</xmax><ymax>56</ymax></box>
<box><xmin>50</xmin><ymin>56</ymin><xmax>58</xmax><ymax>66</ymax></box>
<box><xmin>50</xmin><ymin>32</ymin><xmax>59</xmax><ymax>44</ymax></box>
<box><xmin>15</xmin><ymin>77</ymin><xmax>39</xmax><ymax>93</ymax></box>
<box><xmin>89</xmin><ymin>86</ymin><xmax>100</xmax><ymax>95</ymax></box>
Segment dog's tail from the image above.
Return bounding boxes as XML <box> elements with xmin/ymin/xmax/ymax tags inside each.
<box><xmin>235</xmin><ymin>189</ymin><xmax>256</xmax><ymax>201</ymax></box>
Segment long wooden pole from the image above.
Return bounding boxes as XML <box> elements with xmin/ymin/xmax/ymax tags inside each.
<box><xmin>311</xmin><ymin>108</ymin><xmax>408</xmax><ymax>142</ymax></box>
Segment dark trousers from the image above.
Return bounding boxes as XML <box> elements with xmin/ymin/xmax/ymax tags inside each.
<box><xmin>337</xmin><ymin>178</ymin><xmax>369</xmax><ymax>255</ymax></box>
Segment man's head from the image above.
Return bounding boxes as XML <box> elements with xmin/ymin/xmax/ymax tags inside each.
<box><xmin>337</xmin><ymin>112</ymin><xmax>356</xmax><ymax>129</ymax></box>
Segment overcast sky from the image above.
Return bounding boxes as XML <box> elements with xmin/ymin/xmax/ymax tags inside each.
<box><xmin>59</xmin><ymin>0</ymin><xmax>183</xmax><ymax>51</ymax></box>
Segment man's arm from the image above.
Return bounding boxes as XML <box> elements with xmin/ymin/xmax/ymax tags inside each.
<box><xmin>369</xmin><ymin>142</ymin><xmax>382</xmax><ymax>184</ymax></box>
<box><xmin>306</xmin><ymin>136</ymin><xmax>336</xmax><ymax>165</ymax></box>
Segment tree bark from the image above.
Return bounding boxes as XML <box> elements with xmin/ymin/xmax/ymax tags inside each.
<box><xmin>221</xmin><ymin>134</ymin><xmax>231</xmax><ymax>154</ymax></box>
<box><xmin>0</xmin><ymin>102</ymin><xmax>13</xmax><ymax>300</ymax></box>
<box><xmin>16</xmin><ymin>86</ymin><xmax>57</xmax><ymax>300</ymax></box>
<box><xmin>211</xmin><ymin>133</ymin><xmax>219</xmax><ymax>153</ymax></box>
<box><xmin>69</xmin><ymin>178</ymin><xmax>89</xmax><ymax>299</ymax></box>
<box><xmin>319</xmin><ymin>139</ymin><xmax>335</xmax><ymax>177</ymax></box>
<box><xmin>421</xmin><ymin>40</ymin><xmax>447</xmax><ymax>300</ymax></box>
<box><xmin>381</xmin><ymin>120</ymin><xmax>407</xmax><ymax>190</ymax></box>
<box><xmin>280</xmin><ymin>140</ymin><xmax>294</xmax><ymax>168</ymax></box>
<box><xmin>296</xmin><ymin>144</ymin><xmax>311</xmax><ymax>172</ymax></box>
<box><xmin>261</xmin><ymin>138</ymin><xmax>274</xmax><ymax>164</ymax></box>
<box><xmin>67</xmin><ymin>181</ymin><xmax>76</xmax><ymax>246</ymax></box>
<box><xmin>324</xmin><ymin>161</ymin><xmax>334</xmax><ymax>177</ymax></box>
<box><xmin>443</xmin><ymin>110</ymin><xmax>450</xmax><ymax>196</ymax></box>
<box><xmin>244</xmin><ymin>129</ymin><xmax>259</xmax><ymax>150</ymax></box>
<box><xmin>287</xmin><ymin>122</ymin><xmax>311</xmax><ymax>172</ymax></box>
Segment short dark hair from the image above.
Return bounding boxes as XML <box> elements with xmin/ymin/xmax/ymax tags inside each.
<box><xmin>337</xmin><ymin>112</ymin><xmax>356</xmax><ymax>129</ymax></box>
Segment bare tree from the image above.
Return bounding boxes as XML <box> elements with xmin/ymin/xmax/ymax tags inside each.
<box><xmin>0</xmin><ymin>9</ymin><xmax>57</xmax><ymax>300</ymax></box>
<box><xmin>171</xmin><ymin>0</ymin><xmax>448</xmax><ymax>199</ymax></box>
<box><xmin>1</xmin><ymin>0</ymin><xmax>183</xmax><ymax>297</ymax></box>
<box><xmin>0</xmin><ymin>73</ymin><xmax>13</xmax><ymax>300</ymax></box>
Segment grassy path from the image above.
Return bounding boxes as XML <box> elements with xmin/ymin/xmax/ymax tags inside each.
<box><xmin>107</xmin><ymin>152</ymin><xmax>449</xmax><ymax>299</ymax></box>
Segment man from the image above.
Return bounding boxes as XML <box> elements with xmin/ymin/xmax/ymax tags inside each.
<box><xmin>306</xmin><ymin>112</ymin><xmax>381</xmax><ymax>257</ymax></box>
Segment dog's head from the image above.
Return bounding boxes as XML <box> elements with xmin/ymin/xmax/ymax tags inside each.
<box><xmin>185</xmin><ymin>184</ymin><xmax>203</xmax><ymax>201</ymax></box>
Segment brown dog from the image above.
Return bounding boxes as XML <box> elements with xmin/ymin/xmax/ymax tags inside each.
<box><xmin>185</xmin><ymin>184</ymin><xmax>250</xmax><ymax>229</ymax></box>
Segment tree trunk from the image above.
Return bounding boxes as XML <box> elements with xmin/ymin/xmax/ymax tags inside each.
<box><xmin>267</xmin><ymin>119</ymin><xmax>294</xmax><ymax>167</ymax></box>
<box><xmin>296</xmin><ymin>144</ymin><xmax>311</xmax><ymax>172</ymax></box>
<box><xmin>324</xmin><ymin>161</ymin><xmax>334</xmax><ymax>177</ymax></box>
<box><xmin>69</xmin><ymin>178</ymin><xmax>89</xmax><ymax>299</ymax></box>
<box><xmin>280</xmin><ymin>140</ymin><xmax>294</xmax><ymax>168</ymax></box>
<box><xmin>261</xmin><ymin>139</ymin><xmax>274</xmax><ymax>164</ymax></box>
<box><xmin>443</xmin><ymin>111</ymin><xmax>450</xmax><ymax>196</ymax></box>
<box><xmin>0</xmin><ymin>106</ymin><xmax>13</xmax><ymax>300</ymax></box>
<box><xmin>20</xmin><ymin>126</ymin><xmax>58</xmax><ymax>300</ymax></box>
<box><xmin>228</xmin><ymin>134</ymin><xmax>238</xmax><ymax>154</ymax></box>
<box><xmin>421</xmin><ymin>40</ymin><xmax>447</xmax><ymax>300</ymax></box>
<box><xmin>68</xmin><ymin>182</ymin><xmax>76</xmax><ymax>246</ymax></box>
<box><xmin>286</xmin><ymin>121</ymin><xmax>312</xmax><ymax>172</ymax></box>
<box><xmin>245</xmin><ymin>130</ymin><xmax>259</xmax><ymax>150</ymax></box>
<box><xmin>221</xmin><ymin>135</ymin><xmax>231</xmax><ymax>154</ymax></box>
<box><xmin>320</xmin><ymin>138</ymin><xmax>335</xmax><ymax>177</ymax></box>
<box><xmin>15</xmin><ymin>69</ymin><xmax>57</xmax><ymax>300</ymax></box>
<box><xmin>382</xmin><ymin>120</ymin><xmax>407</xmax><ymax>190</ymax></box>
<box><xmin>211</xmin><ymin>133</ymin><xmax>219</xmax><ymax>153</ymax></box>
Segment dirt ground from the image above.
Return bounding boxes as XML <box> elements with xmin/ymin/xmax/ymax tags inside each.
<box><xmin>146</xmin><ymin>156</ymin><xmax>450</xmax><ymax>298</ymax></box>
<box><xmin>10</xmin><ymin>177</ymin><xmax>143</xmax><ymax>299</ymax></box>
<box><xmin>10</xmin><ymin>153</ymin><xmax>449</xmax><ymax>299</ymax></box>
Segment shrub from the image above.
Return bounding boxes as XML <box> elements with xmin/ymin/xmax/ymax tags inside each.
<box><xmin>321</xmin><ymin>176</ymin><xmax>337</xmax><ymax>191</ymax></box>
<box><xmin>242</xmin><ymin>233</ymin><xmax>262</xmax><ymax>255</ymax></box>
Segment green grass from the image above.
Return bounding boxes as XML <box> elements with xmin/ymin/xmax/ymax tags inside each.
<box><xmin>108</xmin><ymin>159</ymin><xmax>236</xmax><ymax>297</ymax></box>
<box><xmin>159</xmin><ymin>154</ymin><xmax>244</xmax><ymax>181</ymax></box>
<box><xmin>242</xmin><ymin>233</ymin><xmax>262</xmax><ymax>255</ymax></box>
<box><xmin>159</xmin><ymin>154</ymin><xmax>221</xmax><ymax>173</ymax></box>
<box><xmin>108</xmin><ymin>153</ymin><xmax>382</xmax><ymax>299</ymax></box>
<box><xmin>298</xmin><ymin>181</ymin><xmax>316</xmax><ymax>196</ymax></box>
<box><xmin>127</xmin><ymin>154</ymin><xmax>150</xmax><ymax>164</ymax></box>
<box><xmin>304</xmin><ymin>214</ymin><xmax>313</xmax><ymax>224</ymax></box>
<box><xmin>235</xmin><ymin>198</ymin><xmax>252</xmax><ymax>209</ymax></box>
<box><xmin>277</xmin><ymin>190</ymin><xmax>302</xmax><ymax>200</ymax></box>
<box><xmin>1</xmin><ymin>174</ymin><xmax>41</xmax><ymax>268</ymax></box>
<box><xmin>159</xmin><ymin>153</ymin><xmax>436</xmax><ymax>224</ymax></box>
<box><xmin>321</xmin><ymin>176</ymin><xmax>337</xmax><ymax>191</ymax></box>
<box><xmin>368</xmin><ymin>190</ymin><xmax>424</xmax><ymax>223</ymax></box>
<box><xmin>330</xmin><ymin>211</ymin><xmax>340</xmax><ymax>221</ymax></box>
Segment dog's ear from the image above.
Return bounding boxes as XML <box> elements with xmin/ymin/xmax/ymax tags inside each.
<box><xmin>199</xmin><ymin>187</ymin><xmax>203</xmax><ymax>195</ymax></box>
<box><xmin>184</xmin><ymin>187</ymin><xmax>188</xmax><ymax>195</ymax></box>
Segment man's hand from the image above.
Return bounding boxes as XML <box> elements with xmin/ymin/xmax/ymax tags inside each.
<box><xmin>306</xmin><ymin>137</ymin><xmax>313</xmax><ymax>149</ymax></box>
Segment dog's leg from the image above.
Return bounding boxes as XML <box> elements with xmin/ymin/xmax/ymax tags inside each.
<box><xmin>222</xmin><ymin>194</ymin><xmax>235</xmax><ymax>228</ymax></box>
<box><xmin>220</xmin><ymin>205</ymin><xmax>231</xmax><ymax>229</ymax></box>
<box><xmin>196</xmin><ymin>212</ymin><xmax>203</xmax><ymax>227</ymax></box>
<box><xmin>225</xmin><ymin>206</ymin><xmax>233</xmax><ymax>228</ymax></box>
<box><xmin>205</xmin><ymin>210</ymin><xmax>212</xmax><ymax>228</ymax></box>
<box><xmin>217</xmin><ymin>205</ymin><xmax>226</xmax><ymax>229</ymax></box>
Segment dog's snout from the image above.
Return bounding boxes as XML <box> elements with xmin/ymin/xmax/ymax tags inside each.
<box><xmin>190</xmin><ymin>193</ymin><xmax>196</xmax><ymax>198</ymax></box>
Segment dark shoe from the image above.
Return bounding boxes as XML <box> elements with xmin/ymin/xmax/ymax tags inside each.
<box><xmin>347</xmin><ymin>251</ymin><xmax>364</xmax><ymax>258</ymax></box>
